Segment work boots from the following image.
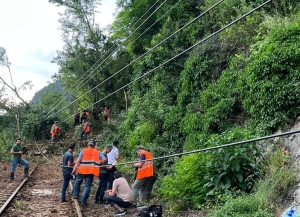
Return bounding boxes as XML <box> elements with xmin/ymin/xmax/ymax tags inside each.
<box><xmin>10</xmin><ymin>173</ymin><xmax>14</xmax><ymax>181</ymax></box>
<box><xmin>24</xmin><ymin>167</ymin><xmax>29</xmax><ymax>177</ymax></box>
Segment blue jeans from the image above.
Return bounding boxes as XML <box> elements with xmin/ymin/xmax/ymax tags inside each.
<box><xmin>95</xmin><ymin>173</ymin><xmax>109</xmax><ymax>202</ymax></box>
<box><xmin>61</xmin><ymin>173</ymin><xmax>73</xmax><ymax>201</ymax></box>
<box><xmin>106</xmin><ymin>196</ymin><xmax>132</xmax><ymax>208</ymax></box>
<box><xmin>73</xmin><ymin>174</ymin><xmax>94</xmax><ymax>204</ymax></box>
<box><xmin>10</xmin><ymin>159</ymin><xmax>29</xmax><ymax>173</ymax></box>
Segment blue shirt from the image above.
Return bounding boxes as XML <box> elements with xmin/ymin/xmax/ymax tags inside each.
<box><xmin>62</xmin><ymin>150</ymin><xmax>74</xmax><ymax>174</ymax></box>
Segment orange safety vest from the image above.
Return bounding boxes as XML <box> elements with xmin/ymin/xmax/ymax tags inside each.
<box><xmin>50</xmin><ymin>124</ymin><xmax>61</xmax><ymax>136</ymax></box>
<box><xmin>77</xmin><ymin>148</ymin><xmax>101</xmax><ymax>176</ymax></box>
<box><xmin>136</xmin><ymin>151</ymin><xmax>154</xmax><ymax>180</ymax></box>
<box><xmin>83</xmin><ymin>122</ymin><xmax>90</xmax><ymax>133</ymax></box>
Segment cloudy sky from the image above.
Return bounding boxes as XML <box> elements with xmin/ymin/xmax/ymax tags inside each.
<box><xmin>0</xmin><ymin>0</ymin><xmax>116</xmax><ymax>102</ymax></box>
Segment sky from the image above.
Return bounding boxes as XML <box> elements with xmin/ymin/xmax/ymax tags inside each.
<box><xmin>0</xmin><ymin>0</ymin><xmax>116</xmax><ymax>103</ymax></box>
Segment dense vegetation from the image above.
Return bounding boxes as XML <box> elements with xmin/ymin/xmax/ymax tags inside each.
<box><xmin>1</xmin><ymin>0</ymin><xmax>300</xmax><ymax>215</ymax></box>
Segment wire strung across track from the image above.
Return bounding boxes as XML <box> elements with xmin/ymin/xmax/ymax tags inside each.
<box><xmin>47</xmin><ymin>0</ymin><xmax>168</xmax><ymax>116</ymax></box>
<box><xmin>35</xmin><ymin>128</ymin><xmax>300</xmax><ymax>169</ymax></box>
<box><xmin>49</xmin><ymin>0</ymin><xmax>225</xmax><ymax>120</ymax></box>
<box><xmin>57</xmin><ymin>0</ymin><xmax>271</xmax><ymax>125</ymax></box>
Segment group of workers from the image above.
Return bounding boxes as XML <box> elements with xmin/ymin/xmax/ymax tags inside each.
<box><xmin>9</xmin><ymin>137</ymin><xmax>157</xmax><ymax>216</ymax></box>
<box><xmin>61</xmin><ymin>140</ymin><xmax>157</xmax><ymax>216</ymax></box>
<box><xmin>51</xmin><ymin>106</ymin><xmax>111</xmax><ymax>142</ymax></box>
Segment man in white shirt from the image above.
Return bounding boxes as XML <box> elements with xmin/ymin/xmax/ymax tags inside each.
<box><xmin>107</xmin><ymin>140</ymin><xmax>120</xmax><ymax>189</ymax></box>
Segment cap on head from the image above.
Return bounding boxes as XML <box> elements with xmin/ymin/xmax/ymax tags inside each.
<box><xmin>136</xmin><ymin>145</ymin><xmax>145</xmax><ymax>151</ymax></box>
<box><xmin>55</xmin><ymin>121</ymin><xmax>59</xmax><ymax>124</ymax></box>
<box><xmin>106</xmin><ymin>144</ymin><xmax>113</xmax><ymax>149</ymax></box>
<box><xmin>88</xmin><ymin>140</ymin><xmax>95</xmax><ymax>146</ymax></box>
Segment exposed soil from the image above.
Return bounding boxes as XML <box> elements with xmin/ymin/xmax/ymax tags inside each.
<box><xmin>0</xmin><ymin>144</ymin><xmax>206</xmax><ymax>217</ymax></box>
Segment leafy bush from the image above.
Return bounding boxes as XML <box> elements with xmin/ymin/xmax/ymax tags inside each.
<box><xmin>208</xmin><ymin>149</ymin><xmax>296</xmax><ymax>217</ymax></box>
<box><xmin>160</xmin><ymin>128</ymin><xmax>261</xmax><ymax>209</ymax></box>
<box><xmin>240</xmin><ymin>23</ymin><xmax>300</xmax><ymax>132</ymax></box>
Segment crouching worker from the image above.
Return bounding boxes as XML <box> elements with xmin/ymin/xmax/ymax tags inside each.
<box><xmin>106</xmin><ymin>171</ymin><xmax>133</xmax><ymax>216</ymax></box>
<box><xmin>10</xmin><ymin>138</ymin><xmax>29</xmax><ymax>181</ymax></box>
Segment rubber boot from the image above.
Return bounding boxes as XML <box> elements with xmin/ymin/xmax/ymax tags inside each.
<box><xmin>24</xmin><ymin>167</ymin><xmax>29</xmax><ymax>177</ymax></box>
<box><xmin>10</xmin><ymin>173</ymin><xmax>14</xmax><ymax>181</ymax></box>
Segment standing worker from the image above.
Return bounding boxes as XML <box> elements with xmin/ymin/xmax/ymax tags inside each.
<box><xmin>72</xmin><ymin>140</ymin><xmax>106</xmax><ymax>206</ymax></box>
<box><xmin>107</xmin><ymin>140</ymin><xmax>120</xmax><ymax>189</ymax></box>
<box><xmin>50</xmin><ymin>121</ymin><xmax>61</xmax><ymax>142</ymax></box>
<box><xmin>74</xmin><ymin>111</ymin><xmax>80</xmax><ymax>126</ymax></box>
<box><xmin>81</xmin><ymin>110</ymin><xmax>87</xmax><ymax>123</ymax></box>
<box><xmin>85</xmin><ymin>110</ymin><xmax>90</xmax><ymax>121</ymax></box>
<box><xmin>61</xmin><ymin>142</ymin><xmax>76</xmax><ymax>202</ymax></box>
<box><xmin>94</xmin><ymin>144</ymin><xmax>113</xmax><ymax>204</ymax></box>
<box><xmin>81</xmin><ymin>119</ymin><xmax>90</xmax><ymax>140</ymax></box>
<box><xmin>10</xmin><ymin>138</ymin><xmax>29</xmax><ymax>181</ymax></box>
<box><xmin>103</xmin><ymin>105</ymin><xmax>110</xmax><ymax>122</ymax></box>
<box><xmin>131</xmin><ymin>146</ymin><xmax>154</xmax><ymax>206</ymax></box>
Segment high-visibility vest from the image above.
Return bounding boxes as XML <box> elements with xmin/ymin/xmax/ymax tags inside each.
<box><xmin>83</xmin><ymin>122</ymin><xmax>90</xmax><ymax>133</ymax></box>
<box><xmin>136</xmin><ymin>151</ymin><xmax>154</xmax><ymax>180</ymax></box>
<box><xmin>50</xmin><ymin>124</ymin><xmax>60</xmax><ymax>136</ymax></box>
<box><xmin>77</xmin><ymin>148</ymin><xmax>101</xmax><ymax>176</ymax></box>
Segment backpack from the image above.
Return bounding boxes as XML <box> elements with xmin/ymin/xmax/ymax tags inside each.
<box><xmin>137</xmin><ymin>205</ymin><xmax>163</xmax><ymax>217</ymax></box>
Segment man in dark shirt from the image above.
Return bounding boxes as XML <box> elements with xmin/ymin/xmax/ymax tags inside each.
<box><xmin>61</xmin><ymin>142</ymin><xmax>76</xmax><ymax>202</ymax></box>
<box><xmin>95</xmin><ymin>144</ymin><xmax>113</xmax><ymax>204</ymax></box>
<box><xmin>10</xmin><ymin>138</ymin><xmax>29</xmax><ymax>181</ymax></box>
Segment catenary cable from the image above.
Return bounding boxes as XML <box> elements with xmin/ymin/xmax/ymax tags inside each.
<box><xmin>47</xmin><ymin>0</ymin><xmax>167</xmax><ymax>116</ymax></box>
<box><xmin>58</xmin><ymin>0</ymin><xmax>271</xmax><ymax>124</ymax></box>
<box><xmin>49</xmin><ymin>0</ymin><xmax>225</xmax><ymax>118</ymax></box>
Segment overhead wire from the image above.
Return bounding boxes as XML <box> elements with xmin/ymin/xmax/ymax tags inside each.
<box><xmin>53</xmin><ymin>0</ymin><xmax>183</xmax><ymax>115</ymax></box>
<box><xmin>33</xmin><ymin>0</ymin><xmax>274</xmax><ymax>170</ymax></box>
<box><xmin>47</xmin><ymin>0</ymin><xmax>166</xmax><ymax>116</ymax></box>
<box><xmin>37</xmin><ymin>0</ymin><xmax>220</xmax><ymax>136</ymax></box>
<box><xmin>49</xmin><ymin>0</ymin><xmax>225</xmax><ymax>119</ymax></box>
<box><xmin>34</xmin><ymin>128</ymin><xmax>300</xmax><ymax>168</ymax></box>
<box><xmin>58</xmin><ymin>0</ymin><xmax>270</xmax><ymax>124</ymax></box>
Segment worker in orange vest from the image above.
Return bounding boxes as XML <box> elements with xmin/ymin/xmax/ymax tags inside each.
<box><xmin>50</xmin><ymin>121</ymin><xmax>61</xmax><ymax>142</ymax></box>
<box><xmin>131</xmin><ymin>146</ymin><xmax>155</xmax><ymax>206</ymax></box>
<box><xmin>103</xmin><ymin>105</ymin><xmax>110</xmax><ymax>122</ymax></box>
<box><xmin>81</xmin><ymin>119</ymin><xmax>90</xmax><ymax>140</ymax></box>
<box><xmin>71</xmin><ymin>140</ymin><xmax>106</xmax><ymax>206</ymax></box>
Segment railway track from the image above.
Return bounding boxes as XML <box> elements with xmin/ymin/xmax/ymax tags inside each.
<box><xmin>0</xmin><ymin>163</ymin><xmax>80</xmax><ymax>217</ymax></box>
<box><xmin>0</xmin><ymin>158</ymin><xmax>204</xmax><ymax>217</ymax></box>
<box><xmin>0</xmin><ymin>160</ymin><xmax>123</xmax><ymax>217</ymax></box>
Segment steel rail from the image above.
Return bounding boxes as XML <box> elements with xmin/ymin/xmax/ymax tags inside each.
<box><xmin>69</xmin><ymin>181</ymin><xmax>83</xmax><ymax>217</ymax></box>
<box><xmin>0</xmin><ymin>165</ymin><xmax>37</xmax><ymax>214</ymax></box>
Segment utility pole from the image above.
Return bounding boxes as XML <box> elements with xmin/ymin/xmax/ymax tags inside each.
<box><xmin>15</xmin><ymin>113</ymin><xmax>21</xmax><ymax>138</ymax></box>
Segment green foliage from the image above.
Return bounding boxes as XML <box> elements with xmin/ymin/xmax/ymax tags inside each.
<box><xmin>204</xmin><ymin>129</ymin><xmax>261</xmax><ymax>194</ymax></box>
<box><xmin>160</xmin><ymin>153</ymin><xmax>210</xmax><ymax>209</ymax></box>
<box><xmin>241</xmin><ymin>23</ymin><xmax>300</xmax><ymax>132</ymax></box>
<box><xmin>208</xmin><ymin>149</ymin><xmax>296</xmax><ymax>217</ymax></box>
<box><xmin>160</xmin><ymin>128</ymin><xmax>261</xmax><ymax>209</ymax></box>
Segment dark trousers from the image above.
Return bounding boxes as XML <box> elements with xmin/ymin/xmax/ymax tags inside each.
<box><xmin>74</xmin><ymin>118</ymin><xmax>79</xmax><ymax>126</ymax></box>
<box><xmin>106</xmin><ymin>196</ymin><xmax>132</xmax><ymax>208</ymax></box>
<box><xmin>108</xmin><ymin>166</ymin><xmax>117</xmax><ymax>189</ymax></box>
<box><xmin>95</xmin><ymin>173</ymin><xmax>109</xmax><ymax>202</ymax></box>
